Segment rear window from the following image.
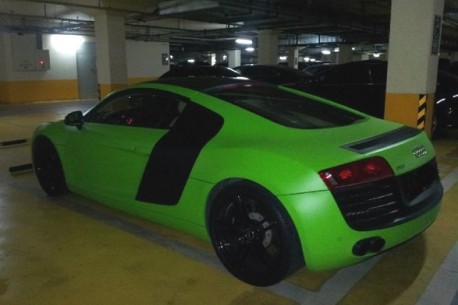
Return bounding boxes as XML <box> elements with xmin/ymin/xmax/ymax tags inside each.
<box><xmin>207</xmin><ymin>85</ymin><xmax>363</xmax><ymax>129</ymax></box>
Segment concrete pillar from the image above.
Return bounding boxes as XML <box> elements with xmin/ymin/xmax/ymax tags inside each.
<box><xmin>215</xmin><ymin>52</ymin><xmax>226</xmax><ymax>66</ymax></box>
<box><xmin>209</xmin><ymin>53</ymin><xmax>216</xmax><ymax>66</ymax></box>
<box><xmin>385</xmin><ymin>0</ymin><xmax>445</xmax><ymax>137</ymax></box>
<box><xmin>0</xmin><ymin>33</ymin><xmax>9</xmax><ymax>81</ymax></box>
<box><xmin>94</xmin><ymin>12</ymin><xmax>128</xmax><ymax>99</ymax></box>
<box><xmin>287</xmin><ymin>46</ymin><xmax>299</xmax><ymax>69</ymax></box>
<box><xmin>450</xmin><ymin>52</ymin><xmax>458</xmax><ymax>63</ymax></box>
<box><xmin>337</xmin><ymin>44</ymin><xmax>353</xmax><ymax>64</ymax></box>
<box><xmin>227</xmin><ymin>50</ymin><xmax>241</xmax><ymax>68</ymax></box>
<box><xmin>321</xmin><ymin>50</ymin><xmax>330</xmax><ymax>63</ymax></box>
<box><xmin>257</xmin><ymin>30</ymin><xmax>278</xmax><ymax>65</ymax></box>
<box><xmin>0</xmin><ymin>33</ymin><xmax>10</xmax><ymax>103</ymax></box>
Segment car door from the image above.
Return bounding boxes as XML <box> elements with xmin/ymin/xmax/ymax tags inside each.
<box><xmin>64</xmin><ymin>88</ymin><xmax>188</xmax><ymax>203</ymax></box>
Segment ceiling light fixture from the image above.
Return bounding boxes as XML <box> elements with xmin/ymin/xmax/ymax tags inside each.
<box><xmin>236</xmin><ymin>38</ymin><xmax>252</xmax><ymax>45</ymax></box>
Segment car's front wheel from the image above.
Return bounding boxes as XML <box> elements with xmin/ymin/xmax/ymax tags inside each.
<box><xmin>208</xmin><ymin>181</ymin><xmax>304</xmax><ymax>286</ymax></box>
<box><xmin>32</xmin><ymin>137</ymin><xmax>68</xmax><ymax>196</ymax></box>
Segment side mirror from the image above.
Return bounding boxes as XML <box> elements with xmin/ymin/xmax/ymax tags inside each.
<box><xmin>64</xmin><ymin>111</ymin><xmax>84</xmax><ymax>130</ymax></box>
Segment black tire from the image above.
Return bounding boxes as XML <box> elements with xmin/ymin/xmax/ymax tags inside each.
<box><xmin>208</xmin><ymin>181</ymin><xmax>304</xmax><ymax>286</ymax></box>
<box><xmin>32</xmin><ymin>137</ymin><xmax>68</xmax><ymax>196</ymax></box>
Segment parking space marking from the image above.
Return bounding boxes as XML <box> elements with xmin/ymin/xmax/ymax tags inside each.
<box><xmin>415</xmin><ymin>242</ymin><xmax>458</xmax><ymax>305</ymax></box>
<box><xmin>265</xmin><ymin>256</ymin><xmax>382</xmax><ymax>304</ymax></box>
<box><xmin>39</xmin><ymin>165</ymin><xmax>458</xmax><ymax>305</ymax></box>
<box><xmin>304</xmin><ymin>256</ymin><xmax>382</xmax><ymax>305</ymax></box>
<box><xmin>452</xmin><ymin>290</ymin><xmax>458</xmax><ymax>305</ymax></box>
<box><xmin>441</xmin><ymin>167</ymin><xmax>458</xmax><ymax>193</ymax></box>
<box><xmin>48</xmin><ymin>193</ymin><xmax>232</xmax><ymax>278</ymax></box>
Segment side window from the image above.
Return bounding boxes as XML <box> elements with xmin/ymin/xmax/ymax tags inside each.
<box><xmin>85</xmin><ymin>89</ymin><xmax>187</xmax><ymax>129</ymax></box>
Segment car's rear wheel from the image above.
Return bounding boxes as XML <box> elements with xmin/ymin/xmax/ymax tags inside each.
<box><xmin>32</xmin><ymin>137</ymin><xmax>68</xmax><ymax>196</ymax></box>
<box><xmin>208</xmin><ymin>181</ymin><xmax>304</xmax><ymax>286</ymax></box>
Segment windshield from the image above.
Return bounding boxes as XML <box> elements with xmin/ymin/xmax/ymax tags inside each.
<box><xmin>207</xmin><ymin>85</ymin><xmax>363</xmax><ymax>129</ymax></box>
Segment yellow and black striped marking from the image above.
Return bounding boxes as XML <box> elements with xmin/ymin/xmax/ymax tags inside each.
<box><xmin>417</xmin><ymin>94</ymin><xmax>427</xmax><ymax>130</ymax></box>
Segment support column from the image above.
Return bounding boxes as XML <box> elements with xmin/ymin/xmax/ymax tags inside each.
<box><xmin>227</xmin><ymin>50</ymin><xmax>241</xmax><ymax>68</ymax></box>
<box><xmin>0</xmin><ymin>33</ymin><xmax>10</xmax><ymax>103</ymax></box>
<box><xmin>94</xmin><ymin>12</ymin><xmax>128</xmax><ymax>99</ymax></box>
<box><xmin>287</xmin><ymin>46</ymin><xmax>299</xmax><ymax>69</ymax></box>
<box><xmin>450</xmin><ymin>52</ymin><xmax>458</xmax><ymax>63</ymax></box>
<box><xmin>215</xmin><ymin>52</ymin><xmax>226</xmax><ymax>66</ymax></box>
<box><xmin>257</xmin><ymin>30</ymin><xmax>278</xmax><ymax>65</ymax></box>
<box><xmin>336</xmin><ymin>44</ymin><xmax>353</xmax><ymax>64</ymax></box>
<box><xmin>385</xmin><ymin>0</ymin><xmax>445</xmax><ymax>137</ymax></box>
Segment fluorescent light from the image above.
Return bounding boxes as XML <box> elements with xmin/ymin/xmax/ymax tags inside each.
<box><xmin>187</xmin><ymin>59</ymin><xmax>195</xmax><ymax>63</ymax></box>
<box><xmin>245</xmin><ymin>47</ymin><xmax>254</xmax><ymax>52</ymax></box>
<box><xmin>279</xmin><ymin>56</ymin><xmax>287</xmax><ymax>61</ymax></box>
<box><xmin>236</xmin><ymin>38</ymin><xmax>252</xmax><ymax>45</ymax></box>
<box><xmin>373</xmin><ymin>53</ymin><xmax>381</xmax><ymax>58</ymax></box>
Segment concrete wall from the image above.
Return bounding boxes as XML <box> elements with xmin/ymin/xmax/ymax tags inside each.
<box><xmin>126</xmin><ymin>40</ymin><xmax>170</xmax><ymax>84</ymax></box>
<box><xmin>0</xmin><ymin>33</ymin><xmax>170</xmax><ymax>104</ymax></box>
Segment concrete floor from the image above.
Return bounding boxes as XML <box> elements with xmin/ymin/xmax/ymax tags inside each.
<box><xmin>0</xmin><ymin>100</ymin><xmax>457</xmax><ymax>305</ymax></box>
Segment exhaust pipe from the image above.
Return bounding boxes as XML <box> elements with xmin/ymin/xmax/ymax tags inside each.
<box><xmin>352</xmin><ymin>237</ymin><xmax>385</xmax><ymax>256</ymax></box>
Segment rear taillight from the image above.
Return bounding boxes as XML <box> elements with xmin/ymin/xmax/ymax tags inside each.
<box><xmin>319</xmin><ymin>157</ymin><xmax>394</xmax><ymax>190</ymax></box>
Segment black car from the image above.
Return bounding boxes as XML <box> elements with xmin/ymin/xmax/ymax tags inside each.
<box><xmin>160</xmin><ymin>65</ymin><xmax>241</xmax><ymax>78</ymax></box>
<box><xmin>302</xmin><ymin>63</ymin><xmax>333</xmax><ymax>76</ymax></box>
<box><xmin>233</xmin><ymin>64</ymin><xmax>308</xmax><ymax>85</ymax></box>
<box><xmin>293</xmin><ymin>60</ymin><xmax>458</xmax><ymax>131</ymax></box>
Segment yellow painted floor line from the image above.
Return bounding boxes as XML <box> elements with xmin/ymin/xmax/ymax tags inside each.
<box><xmin>54</xmin><ymin>194</ymin><xmax>225</xmax><ymax>272</ymax></box>
<box><xmin>415</xmin><ymin>242</ymin><xmax>458</xmax><ymax>305</ymax></box>
<box><xmin>33</xmin><ymin>165</ymin><xmax>458</xmax><ymax>305</ymax></box>
<box><xmin>301</xmin><ymin>256</ymin><xmax>382</xmax><ymax>305</ymax></box>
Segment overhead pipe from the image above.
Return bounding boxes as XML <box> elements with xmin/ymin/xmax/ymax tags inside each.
<box><xmin>11</xmin><ymin>0</ymin><xmax>155</xmax><ymax>15</ymax></box>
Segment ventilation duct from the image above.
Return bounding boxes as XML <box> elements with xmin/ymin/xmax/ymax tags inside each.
<box><xmin>158</xmin><ymin>0</ymin><xmax>220</xmax><ymax>15</ymax></box>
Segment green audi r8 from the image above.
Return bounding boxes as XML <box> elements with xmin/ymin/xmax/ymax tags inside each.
<box><xmin>32</xmin><ymin>77</ymin><xmax>443</xmax><ymax>286</ymax></box>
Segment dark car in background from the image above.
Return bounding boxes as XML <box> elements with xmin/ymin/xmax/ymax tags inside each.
<box><xmin>160</xmin><ymin>65</ymin><xmax>241</xmax><ymax>79</ymax></box>
<box><xmin>233</xmin><ymin>64</ymin><xmax>308</xmax><ymax>85</ymax></box>
<box><xmin>302</xmin><ymin>63</ymin><xmax>333</xmax><ymax>76</ymax></box>
<box><xmin>293</xmin><ymin>60</ymin><xmax>458</xmax><ymax>132</ymax></box>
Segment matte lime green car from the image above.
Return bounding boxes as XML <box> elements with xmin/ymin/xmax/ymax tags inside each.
<box><xmin>32</xmin><ymin>77</ymin><xmax>443</xmax><ymax>286</ymax></box>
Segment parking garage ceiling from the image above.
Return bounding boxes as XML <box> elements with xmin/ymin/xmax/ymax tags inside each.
<box><xmin>1</xmin><ymin>0</ymin><xmax>458</xmax><ymax>54</ymax></box>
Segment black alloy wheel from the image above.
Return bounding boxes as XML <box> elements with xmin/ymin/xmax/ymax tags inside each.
<box><xmin>32</xmin><ymin>137</ymin><xmax>68</xmax><ymax>196</ymax></box>
<box><xmin>208</xmin><ymin>181</ymin><xmax>304</xmax><ymax>286</ymax></box>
